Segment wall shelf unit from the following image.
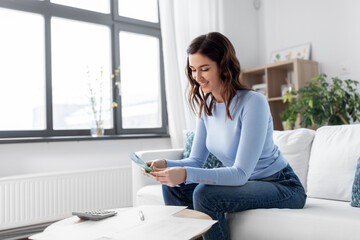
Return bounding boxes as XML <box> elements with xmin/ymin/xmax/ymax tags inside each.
<box><xmin>241</xmin><ymin>58</ymin><xmax>319</xmax><ymax>130</ymax></box>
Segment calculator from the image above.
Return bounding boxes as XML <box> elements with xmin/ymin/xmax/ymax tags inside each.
<box><xmin>72</xmin><ymin>210</ymin><xmax>117</xmax><ymax>221</ymax></box>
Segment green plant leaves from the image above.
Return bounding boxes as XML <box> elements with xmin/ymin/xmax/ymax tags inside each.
<box><xmin>309</xmin><ymin>99</ymin><xmax>313</xmax><ymax>108</ymax></box>
<box><xmin>281</xmin><ymin>73</ymin><xmax>360</xmax><ymax>128</ymax></box>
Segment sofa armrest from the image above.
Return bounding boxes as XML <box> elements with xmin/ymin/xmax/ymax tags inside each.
<box><xmin>132</xmin><ymin>148</ymin><xmax>184</xmax><ymax>205</ymax></box>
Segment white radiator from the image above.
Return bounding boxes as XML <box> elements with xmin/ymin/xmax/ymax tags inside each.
<box><xmin>0</xmin><ymin>166</ymin><xmax>132</xmax><ymax>230</ymax></box>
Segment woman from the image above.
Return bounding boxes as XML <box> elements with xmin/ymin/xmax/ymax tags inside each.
<box><xmin>146</xmin><ymin>32</ymin><xmax>306</xmax><ymax>240</ymax></box>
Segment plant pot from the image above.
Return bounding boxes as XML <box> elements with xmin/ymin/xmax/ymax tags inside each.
<box><xmin>90</xmin><ymin>120</ymin><xmax>104</xmax><ymax>137</ymax></box>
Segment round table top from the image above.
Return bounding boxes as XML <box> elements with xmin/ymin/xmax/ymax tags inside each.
<box><xmin>30</xmin><ymin>207</ymin><xmax>214</xmax><ymax>240</ymax></box>
<box><xmin>173</xmin><ymin>208</ymin><xmax>212</xmax><ymax>220</ymax></box>
<box><xmin>173</xmin><ymin>209</ymin><xmax>213</xmax><ymax>239</ymax></box>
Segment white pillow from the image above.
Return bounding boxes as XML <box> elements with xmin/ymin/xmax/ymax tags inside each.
<box><xmin>273</xmin><ymin>128</ymin><xmax>316</xmax><ymax>191</ymax></box>
<box><xmin>307</xmin><ymin>125</ymin><xmax>360</xmax><ymax>201</ymax></box>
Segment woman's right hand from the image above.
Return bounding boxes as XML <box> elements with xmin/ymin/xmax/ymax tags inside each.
<box><xmin>146</xmin><ymin>159</ymin><xmax>167</xmax><ymax>170</ymax></box>
<box><xmin>142</xmin><ymin>159</ymin><xmax>167</xmax><ymax>176</ymax></box>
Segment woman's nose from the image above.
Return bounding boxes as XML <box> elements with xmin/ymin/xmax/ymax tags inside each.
<box><xmin>195</xmin><ymin>71</ymin><xmax>201</xmax><ymax>80</ymax></box>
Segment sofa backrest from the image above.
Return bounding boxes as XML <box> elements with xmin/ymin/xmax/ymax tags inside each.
<box><xmin>306</xmin><ymin>125</ymin><xmax>360</xmax><ymax>202</ymax></box>
<box><xmin>273</xmin><ymin>128</ymin><xmax>316</xmax><ymax>191</ymax></box>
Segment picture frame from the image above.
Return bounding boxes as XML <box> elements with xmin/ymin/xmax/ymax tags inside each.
<box><xmin>269</xmin><ymin>43</ymin><xmax>311</xmax><ymax>63</ymax></box>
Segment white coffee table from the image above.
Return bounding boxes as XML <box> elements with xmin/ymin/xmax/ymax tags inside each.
<box><xmin>173</xmin><ymin>208</ymin><xmax>213</xmax><ymax>239</ymax></box>
<box><xmin>30</xmin><ymin>205</ymin><xmax>215</xmax><ymax>240</ymax></box>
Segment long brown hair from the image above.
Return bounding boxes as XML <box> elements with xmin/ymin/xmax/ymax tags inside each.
<box><xmin>186</xmin><ymin>32</ymin><xmax>250</xmax><ymax>119</ymax></box>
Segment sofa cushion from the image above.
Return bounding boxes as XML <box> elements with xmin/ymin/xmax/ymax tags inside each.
<box><xmin>351</xmin><ymin>157</ymin><xmax>360</xmax><ymax>207</ymax></box>
<box><xmin>227</xmin><ymin>197</ymin><xmax>360</xmax><ymax>240</ymax></box>
<box><xmin>307</xmin><ymin>125</ymin><xmax>360</xmax><ymax>201</ymax></box>
<box><xmin>136</xmin><ymin>185</ymin><xmax>164</xmax><ymax>206</ymax></box>
<box><xmin>273</xmin><ymin>128</ymin><xmax>316</xmax><ymax>190</ymax></box>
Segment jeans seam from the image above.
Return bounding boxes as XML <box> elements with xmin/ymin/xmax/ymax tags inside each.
<box><xmin>201</xmin><ymin>196</ymin><xmax>228</xmax><ymax>240</ymax></box>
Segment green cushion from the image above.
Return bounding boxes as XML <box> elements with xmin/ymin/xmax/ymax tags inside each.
<box><xmin>351</xmin><ymin>157</ymin><xmax>360</xmax><ymax>207</ymax></box>
<box><xmin>182</xmin><ymin>131</ymin><xmax>224</xmax><ymax>169</ymax></box>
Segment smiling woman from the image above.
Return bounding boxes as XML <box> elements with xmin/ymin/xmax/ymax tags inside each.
<box><xmin>189</xmin><ymin>53</ymin><xmax>223</xmax><ymax>102</ymax></box>
<box><xmin>144</xmin><ymin>32</ymin><xmax>307</xmax><ymax>240</ymax></box>
<box><xmin>186</xmin><ymin>32</ymin><xmax>250</xmax><ymax>119</ymax></box>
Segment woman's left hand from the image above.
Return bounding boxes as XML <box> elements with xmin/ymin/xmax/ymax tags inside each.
<box><xmin>149</xmin><ymin>167</ymin><xmax>186</xmax><ymax>187</ymax></box>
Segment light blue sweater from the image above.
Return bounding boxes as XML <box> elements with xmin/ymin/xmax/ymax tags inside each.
<box><xmin>166</xmin><ymin>90</ymin><xmax>288</xmax><ymax>186</ymax></box>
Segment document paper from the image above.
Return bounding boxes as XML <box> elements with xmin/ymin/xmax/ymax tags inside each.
<box><xmin>29</xmin><ymin>205</ymin><xmax>216</xmax><ymax>240</ymax></box>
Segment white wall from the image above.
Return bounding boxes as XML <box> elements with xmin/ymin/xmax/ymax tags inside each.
<box><xmin>222</xmin><ymin>0</ymin><xmax>360</xmax><ymax>81</ymax></box>
<box><xmin>258</xmin><ymin>0</ymin><xmax>360</xmax><ymax>80</ymax></box>
<box><xmin>222</xmin><ymin>0</ymin><xmax>259</xmax><ymax>69</ymax></box>
<box><xmin>0</xmin><ymin>138</ymin><xmax>172</xmax><ymax>177</ymax></box>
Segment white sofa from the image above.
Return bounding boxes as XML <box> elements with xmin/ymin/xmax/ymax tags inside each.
<box><xmin>132</xmin><ymin>125</ymin><xmax>360</xmax><ymax>240</ymax></box>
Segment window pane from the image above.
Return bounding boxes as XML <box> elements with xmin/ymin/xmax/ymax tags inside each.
<box><xmin>52</xmin><ymin>18</ymin><xmax>112</xmax><ymax>130</ymax></box>
<box><xmin>0</xmin><ymin>8</ymin><xmax>46</xmax><ymax>130</ymax></box>
<box><xmin>51</xmin><ymin>0</ymin><xmax>110</xmax><ymax>14</ymax></box>
<box><xmin>118</xmin><ymin>0</ymin><xmax>158</xmax><ymax>23</ymax></box>
<box><xmin>119</xmin><ymin>32</ymin><xmax>162</xmax><ymax>129</ymax></box>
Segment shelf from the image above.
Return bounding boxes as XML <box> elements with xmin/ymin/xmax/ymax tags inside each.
<box><xmin>242</xmin><ymin>59</ymin><xmax>319</xmax><ymax>130</ymax></box>
<box><xmin>268</xmin><ymin>97</ymin><xmax>283</xmax><ymax>102</ymax></box>
<box><xmin>269</xmin><ymin>101</ymin><xmax>288</xmax><ymax>130</ymax></box>
<box><xmin>241</xmin><ymin>68</ymin><xmax>265</xmax><ymax>89</ymax></box>
<box><xmin>242</xmin><ymin>65</ymin><xmax>266</xmax><ymax>74</ymax></box>
<box><xmin>267</xmin><ymin>58</ymin><xmax>318</xmax><ymax>70</ymax></box>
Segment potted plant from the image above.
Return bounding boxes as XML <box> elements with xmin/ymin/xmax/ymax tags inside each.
<box><xmin>87</xmin><ymin>66</ymin><xmax>119</xmax><ymax>137</ymax></box>
<box><xmin>281</xmin><ymin>73</ymin><xmax>360</xmax><ymax>129</ymax></box>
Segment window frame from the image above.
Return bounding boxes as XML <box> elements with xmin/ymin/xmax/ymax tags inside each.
<box><xmin>0</xmin><ymin>0</ymin><xmax>168</xmax><ymax>141</ymax></box>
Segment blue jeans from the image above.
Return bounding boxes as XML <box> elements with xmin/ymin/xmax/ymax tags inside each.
<box><xmin>162</xmin><ymin>164</ymin><xmax>306</xmax><ymax>240</ymax></box>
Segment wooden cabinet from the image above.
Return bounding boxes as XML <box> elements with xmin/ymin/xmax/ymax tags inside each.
<box><xmin>241</xmin><ymin>59</ymin><xmax>319</xmax><ymax>130</ymax></box>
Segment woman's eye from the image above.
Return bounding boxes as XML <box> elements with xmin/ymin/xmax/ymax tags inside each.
<box><xmin>201</xmin><ymin>68</ymin><xmax>209</xmax><ymax>72</ymax></box>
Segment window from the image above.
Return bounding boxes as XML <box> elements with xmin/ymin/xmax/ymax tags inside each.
<box><xmin>51</xmin><ymin>18</ymin><xmax>112</xmax><ymax>130</ymax></box>
<box><xmin>119</xmin><ymin>32</ymin><xmax>162</xmax><ymax>129</ymax></box>
<box><xmin>118</xmin><ymin>0</ymin><xmax>158</xmax><ymax>23</ymax></box>
<box><xmin>0</xmin><ymin>8</ymin><xmax>46</xmax><ymax>131</ymax></box>
<box><xmin>51</xmin><ymin>0</ymin><xmax>110</xmax><ymax>14</ymax></box>
<box><xmin>0</xmin><ymin>1</ymin><xmax>167</xmax><ymax>140</ymax></box>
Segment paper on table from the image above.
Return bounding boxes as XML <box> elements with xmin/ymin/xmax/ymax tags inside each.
<box><xmin>29</xmin><ymin>218</ymin><xmax>116</xmax><ymax>240</ymax></box>
<box><xmin>130</xmin><ymin>205</ymin><xmax>187</xmax><ymax>222</ymax></box>
<box><xmin>29</xmin><ymin>206</ymin><xmax>187</xmax><ymax>240</ymax></box>
<box><xmin>114</xmin><ymin>216</ymin><xmax>217</xmax><ymax>240</ymax></box>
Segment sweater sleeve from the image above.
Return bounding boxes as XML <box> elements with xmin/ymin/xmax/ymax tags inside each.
<box><xmin>185</xmin><ymin>94</ymin><xmax>270</xmax><ymax>186</ymax></box>
<box><xmin>166</xmin><ymin>117</ymin><xmax>209</xmax><ymax>168</ymax></box>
